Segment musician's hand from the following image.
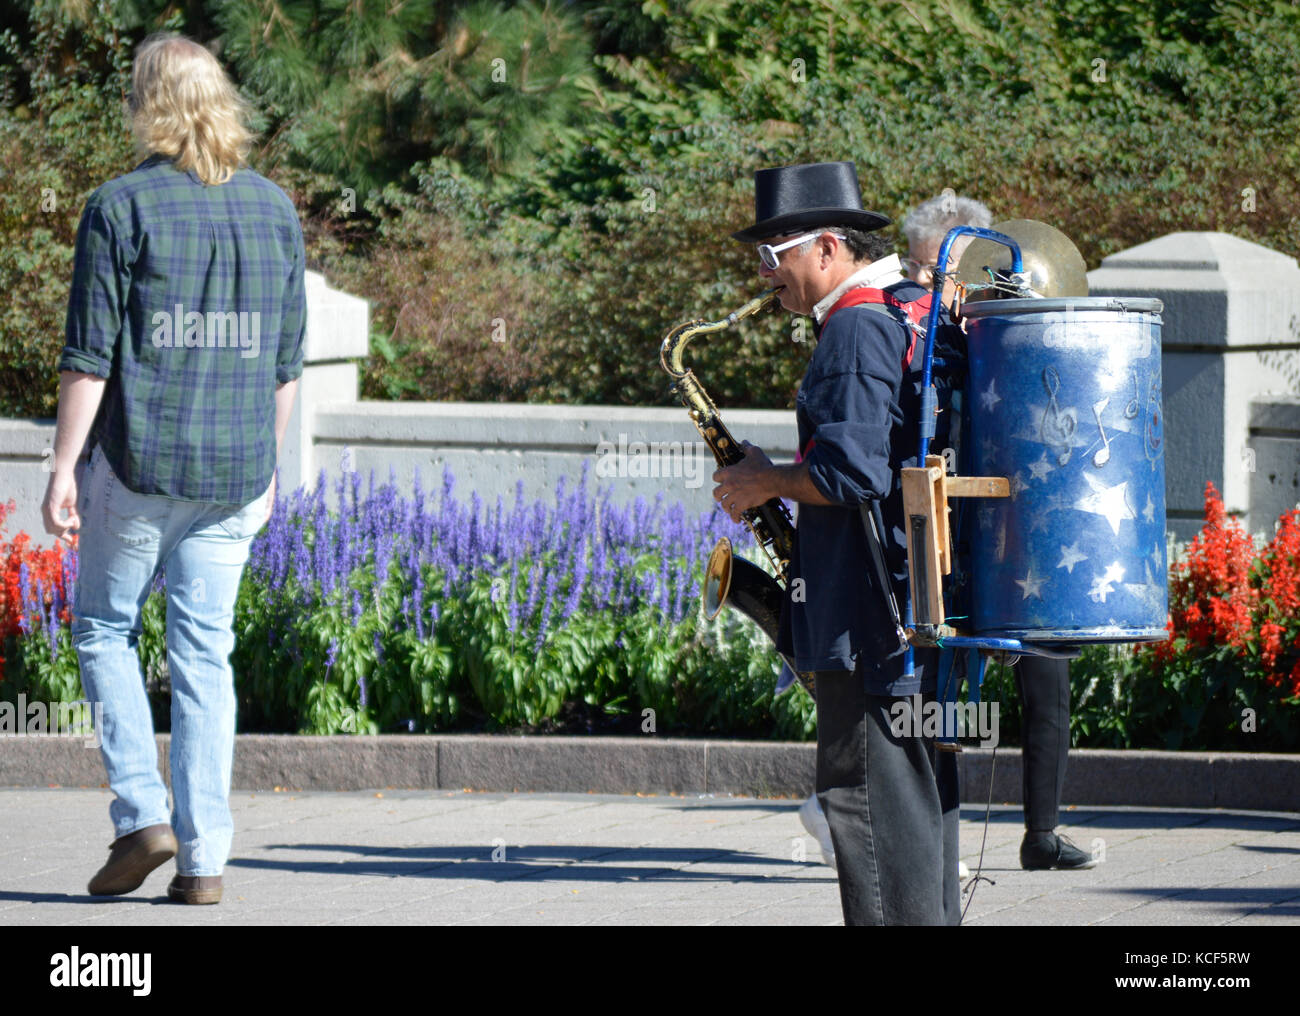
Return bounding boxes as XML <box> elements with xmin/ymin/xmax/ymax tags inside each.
<box><xmin>42</xmin><ymin>470</ymin><xmax>80</xmax><ymax>545</ymax></box>
<box><xmin>712</xmin><ymin>442</ymin><xmax>775</xmax><ymax>523</ymax></box>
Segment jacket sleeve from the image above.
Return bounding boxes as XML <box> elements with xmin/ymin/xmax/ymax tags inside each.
<box><xmin>801</xmin><ymin>308</ymin><xmax>907</xmax><ymax>505</ymax></box>
<box><xmin>59</xmin><ymin>202</ymin><xmax>128</xmax><ymax>378</ymax></box>
<box><xmin>275</xmin><ymin>211</ymin><xmax>307</xmax><ymax>385</ymax></box>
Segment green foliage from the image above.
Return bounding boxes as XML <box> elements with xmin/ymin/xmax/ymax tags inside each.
<box><xmin>4</xmin><ymin>1</ymin><xmax>1300</xmax><ymax>411</ymax></box>
<box><xmin>1</xmin><ymin>623</ymin><xmax>81</xmax><ymax>706</ymax></box>
<box><xmin>213</xmin><ymin>0</ymin><xmax>594</xmax><ymax>189</ymax></box>
<box><xmin>0</xmin><ymin>1</ymin><xmax>135</xmax><ymax>416</ymax></box>
<box><xmin>224</xmin><ymin>533</ymin><xmax>814</xmax><ymax>738</ymax></box>
<box><xmin>979</xmin><ymin>642</ymin><xmax>1299</xmax><ymax>752</ymax></box>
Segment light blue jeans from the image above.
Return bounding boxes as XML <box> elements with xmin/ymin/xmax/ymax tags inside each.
<box><xmin>72</xmin><ymin>446</ymin><xmax>269</xmax><ymax>877</ymax></box>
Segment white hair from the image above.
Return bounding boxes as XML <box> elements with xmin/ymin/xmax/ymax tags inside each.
<box><xmin>902</xmin><ymin>193</ymin><xmax>993</xmax><ymax>246</ymax></box>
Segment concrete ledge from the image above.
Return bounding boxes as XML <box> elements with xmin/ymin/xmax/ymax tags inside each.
<box><xmin>303</xmin><ymin>271</ymin><xmax>369</xmax><ymax>362</ymax></box>
<box><xmin>439</xmin><ymin>736</ymin><xmax>709</xmax><ymax>795</ymax></box>
<box><xmin>0</xmin><ymin>735</ymin><xmax>107</xmax><ymax>786</ymax></box>
<box><xmin>311</xmin><ymin>402</ymin><xmax>800</xmax><ymax>512</ymax></box>
<box><xmin>1</xmin><ymin>735</ymin><xmax>1296</xmax><ymax>812</ymax></box>
<box><xmin>230</xmin><ymin>734</ymin><xmax>439</xmax><ymax>791</ymax></box>
<box><xmin>1251</xmin><ymin>394</ymin><xmax>1300</xmax><ymax>433</ymax></box>
<box><xmin>705</xmin><ymin>742</ymin><xmax>815</xmax><ymax>798</ymax></box>
<box><xmin>313</xmin><ymin>403</ymin><xmax>798</xmax><ymax>453</ymax></box>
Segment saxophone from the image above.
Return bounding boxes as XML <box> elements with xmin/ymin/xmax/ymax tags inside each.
<box><xmin>659</xmin><ymin>289</ymin><xmax>815</xmax><ymax>698</ymax></box>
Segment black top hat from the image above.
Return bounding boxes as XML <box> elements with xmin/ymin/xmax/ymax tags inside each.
<box><xmin>731</xmin><ymin>161</ymin><xmax>891</xmax><ymax>243</ymax></box>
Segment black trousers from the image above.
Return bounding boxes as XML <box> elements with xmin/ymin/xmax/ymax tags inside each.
<box><xmin>814</xmin><ymin>670</ymin><xmax>961</xmax><ymax>926</ymax></box>
<box><xmin>1013</xmin><ymin>655</ymin><xmax>1071</xmax><ymax>832</ymax></box>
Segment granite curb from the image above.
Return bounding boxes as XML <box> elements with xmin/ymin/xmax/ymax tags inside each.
<box><xmin>1</xmin><ymin>734</ymin><xmax>1296</xmax><ymax>812</ymax></box>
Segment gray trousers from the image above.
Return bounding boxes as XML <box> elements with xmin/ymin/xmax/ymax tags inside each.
<box><xmin>815</xmin><ymin>670</ymin><xmax>961</xmax><ymax>926</ymax></box>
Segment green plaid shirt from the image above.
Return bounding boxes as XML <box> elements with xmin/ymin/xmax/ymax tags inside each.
<box><xmin>60</xmin><ymin>154</ymin><xmax>306</xmax><ymax>504</ymax></box>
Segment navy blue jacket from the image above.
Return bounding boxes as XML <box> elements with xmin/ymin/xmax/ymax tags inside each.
<box><xmin>776</xmin><ymin>279</ymin><xmax>964</xmax><ymax>695</ymax></box>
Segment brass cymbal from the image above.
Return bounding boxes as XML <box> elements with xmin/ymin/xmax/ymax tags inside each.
<box><xmin>955</xmin><ymin>219</ymin><xmax>1088</xmax><ymax>300</ymax></box>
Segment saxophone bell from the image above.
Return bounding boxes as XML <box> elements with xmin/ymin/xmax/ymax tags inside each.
<box><xmin>704</xmin><ymin>538</ymin><xmax>732</xmax><ymax>620</ymax></box>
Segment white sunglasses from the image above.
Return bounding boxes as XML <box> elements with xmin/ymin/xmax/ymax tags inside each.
<box><xmin>757</xmin><ymin>230</ymin><xmax>844</xmax><ymax>270</ymax></box>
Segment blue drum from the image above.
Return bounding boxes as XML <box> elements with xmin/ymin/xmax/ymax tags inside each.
<box><xmin>961</xmin><ymin>297</ymin><xmax>1167</xmax><ymax>643</ymax></box>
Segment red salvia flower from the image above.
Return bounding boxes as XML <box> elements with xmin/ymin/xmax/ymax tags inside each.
<box><xmin>0</xmin><ymin>500</ymin><xmax>75</xmax><ymax>682</ymax></box>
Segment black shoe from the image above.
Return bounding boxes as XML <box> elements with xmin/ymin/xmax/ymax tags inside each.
<box><xmin>1020</xmin><ymin>831</ymin><xmax>1098</xmax><ymax>870</ymax></box>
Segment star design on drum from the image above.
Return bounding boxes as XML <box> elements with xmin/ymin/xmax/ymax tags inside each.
<box><xmin>1074</xmin><ymin>473</ymin><xmax>1135</xmax><ymax>536</ymax></box>
<box><xmin>980</xmin><ymin>379</ymin><xmax>1002</xmax><ymax>412</ymax></box>
<box><xmin>1143</xmin><ymin>493</ymin><xmax>1155</xmax><ymax>523</ymax></box>
<box><xmin>1028</xmin><ymin>452</ymin><xmax>1052</xmax><ymax>482</ymax></box>
<box><xmin>1057</xmin><ymin>541</ymin><xmax>1088</xmax><ymax>573</ymax></box>
<box><xmin>1015</xmin><ymin>565</ymin><xmax>1045</xmax><ymax>600</ymax></box>
<box><xmin>1087</xmin><ymin>561</ymin><xmax>1126</xmax><ymax>603</ymax></box>
<box><xmin>1009</xmin><ymin>472</ymin><xmax>1028</xmax><ymax>500</ymax></box>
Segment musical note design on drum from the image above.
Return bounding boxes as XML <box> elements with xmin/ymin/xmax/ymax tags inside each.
<box><xmin>1144</xmin><ymin>375</ymin><xmax>1163</xmax><ymax>463</ymax></box>
<box><xmin>1040</xmin><ymin>366</ymin><xmax>1077</xmax><ymax>466</ymax></box>
<box><xmin>1091</xmin><ymin>397</ymin><xmax>1112</xmax><ymax>468</ymax></box>
<box><xmin>1124</xmin><ymin>371</ymin><xmax>1140</xmax><ymax>419</ymax></box>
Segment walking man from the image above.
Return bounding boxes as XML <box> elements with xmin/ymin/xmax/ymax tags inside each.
<box><xmin>42</xmin><ymin>33</ymin><xmax>305</xmax><ymax>903</ymax></box>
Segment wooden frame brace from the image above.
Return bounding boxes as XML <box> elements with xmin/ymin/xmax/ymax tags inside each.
<box><xmin>900</xmin><ymin>455</ymin><xmax>1010</xmax><ymax>631</ymax></box>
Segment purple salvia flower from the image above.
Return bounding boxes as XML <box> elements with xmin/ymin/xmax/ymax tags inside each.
<box><xmin>441</xmin><ymin>464</ymin><xmax>455</xmax><ymax>507</ymax></box>
<box><xmin>506</xmin><ymin>559</ymin><xmax>523</xmax><ymax>634</ymax></box>
<box><xmin>590</xmin><ymin>512</ymin><xmax>609</xmax><ymax>609</ymax></box>
<box><xmin>46</xmin><ymin>577</ymin><xmax>63</xmax><ymax>656</ymax></box>
<box><xmin>490</xmin><ymin>494</ymin><xmax>505</xmax><ymax>561</ymax></box>
<box><xmin>672</xmin><ymin>559</ymin><xmax>689</xmax><ymax>625</ymax></box>
<box><xmin>411</xmin><ymin>467</ymin><xmax>429</xmax><ymax>557</ymax></box>
<box><xmin>560</xmin><ymin>546</ymin><xmax>588</xmax><ymax>625</ymax></box>
<box><xmin>17</xmin><ymin>562</ymin><xmax>31</xmax><ymax>636</ymax></box>
<box><xmin>413</xmin><ymin>564</ymin><xmax>426</xmax><ymax>641</ymax></box>
<box><xmin>313</xmin><ymin>495</ymin><xmax>335</xmax><ymax>599</ymax></box>
<box><xmin>60</xmin><ymin>546</ymin><xmax>78</xmax><ymax>615</ymax></box>
<box><xmin>468</xmin><ymin>491</ymin><xmax>483</xmax><ymax>570</ymax></box>
<box><xmin>521</xmin><ymin>559</ymin><xmax>544</xmax><ymax>629</ymax></box>
<box><xmin>293</xmin><ymin>514</ymin><xmax>312</xmax><ymax>595</ymax></box>
<box><xmin>535</xmin><ymin>568</ymin><xmax>560</xmax><ymax>652</ymax></box>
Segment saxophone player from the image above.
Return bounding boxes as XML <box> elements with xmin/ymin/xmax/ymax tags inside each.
<box><xmin>713</xmin><ymin>161</ymin><xmax>960</xmax><ymax>926</ymax></box>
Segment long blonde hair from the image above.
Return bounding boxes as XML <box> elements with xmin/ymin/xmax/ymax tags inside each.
<box><xmin>131</xmin><ymin>33</ymin><xmax>253</xmax><ymax>186</ymax></box>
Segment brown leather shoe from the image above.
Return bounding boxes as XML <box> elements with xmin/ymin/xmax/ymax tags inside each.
<box><xmin>168</xmin><ymin>874</ymin><xmax>223</xmax><ymax>905</ymax></box>
<box><xmin>87</xmin><ymin>824</ymin><xmax>178</xmax><ymax>896</ymax></box>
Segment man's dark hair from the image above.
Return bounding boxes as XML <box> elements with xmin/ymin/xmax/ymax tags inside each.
<box><xmin>838</xmin><ymin>227</ymin><xmax>893</xmax><ymax>263</ymax></box>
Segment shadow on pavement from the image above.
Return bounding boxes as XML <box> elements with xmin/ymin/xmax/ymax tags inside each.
<box><xmin>0</xmin><ymin>890</ymin><xmax>170</xmax><ymax>905</ymax></box>
<box><xmin>227</xmin><ymin>843</ymin><xmax>833</xmax><ymax>884</ymax></box>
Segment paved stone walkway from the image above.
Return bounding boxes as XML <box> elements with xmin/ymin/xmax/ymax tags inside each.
<box><xmin>2</xmin><ymin>789</ymin><xmax>1298</xmax><ymax>925</ymax></box>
